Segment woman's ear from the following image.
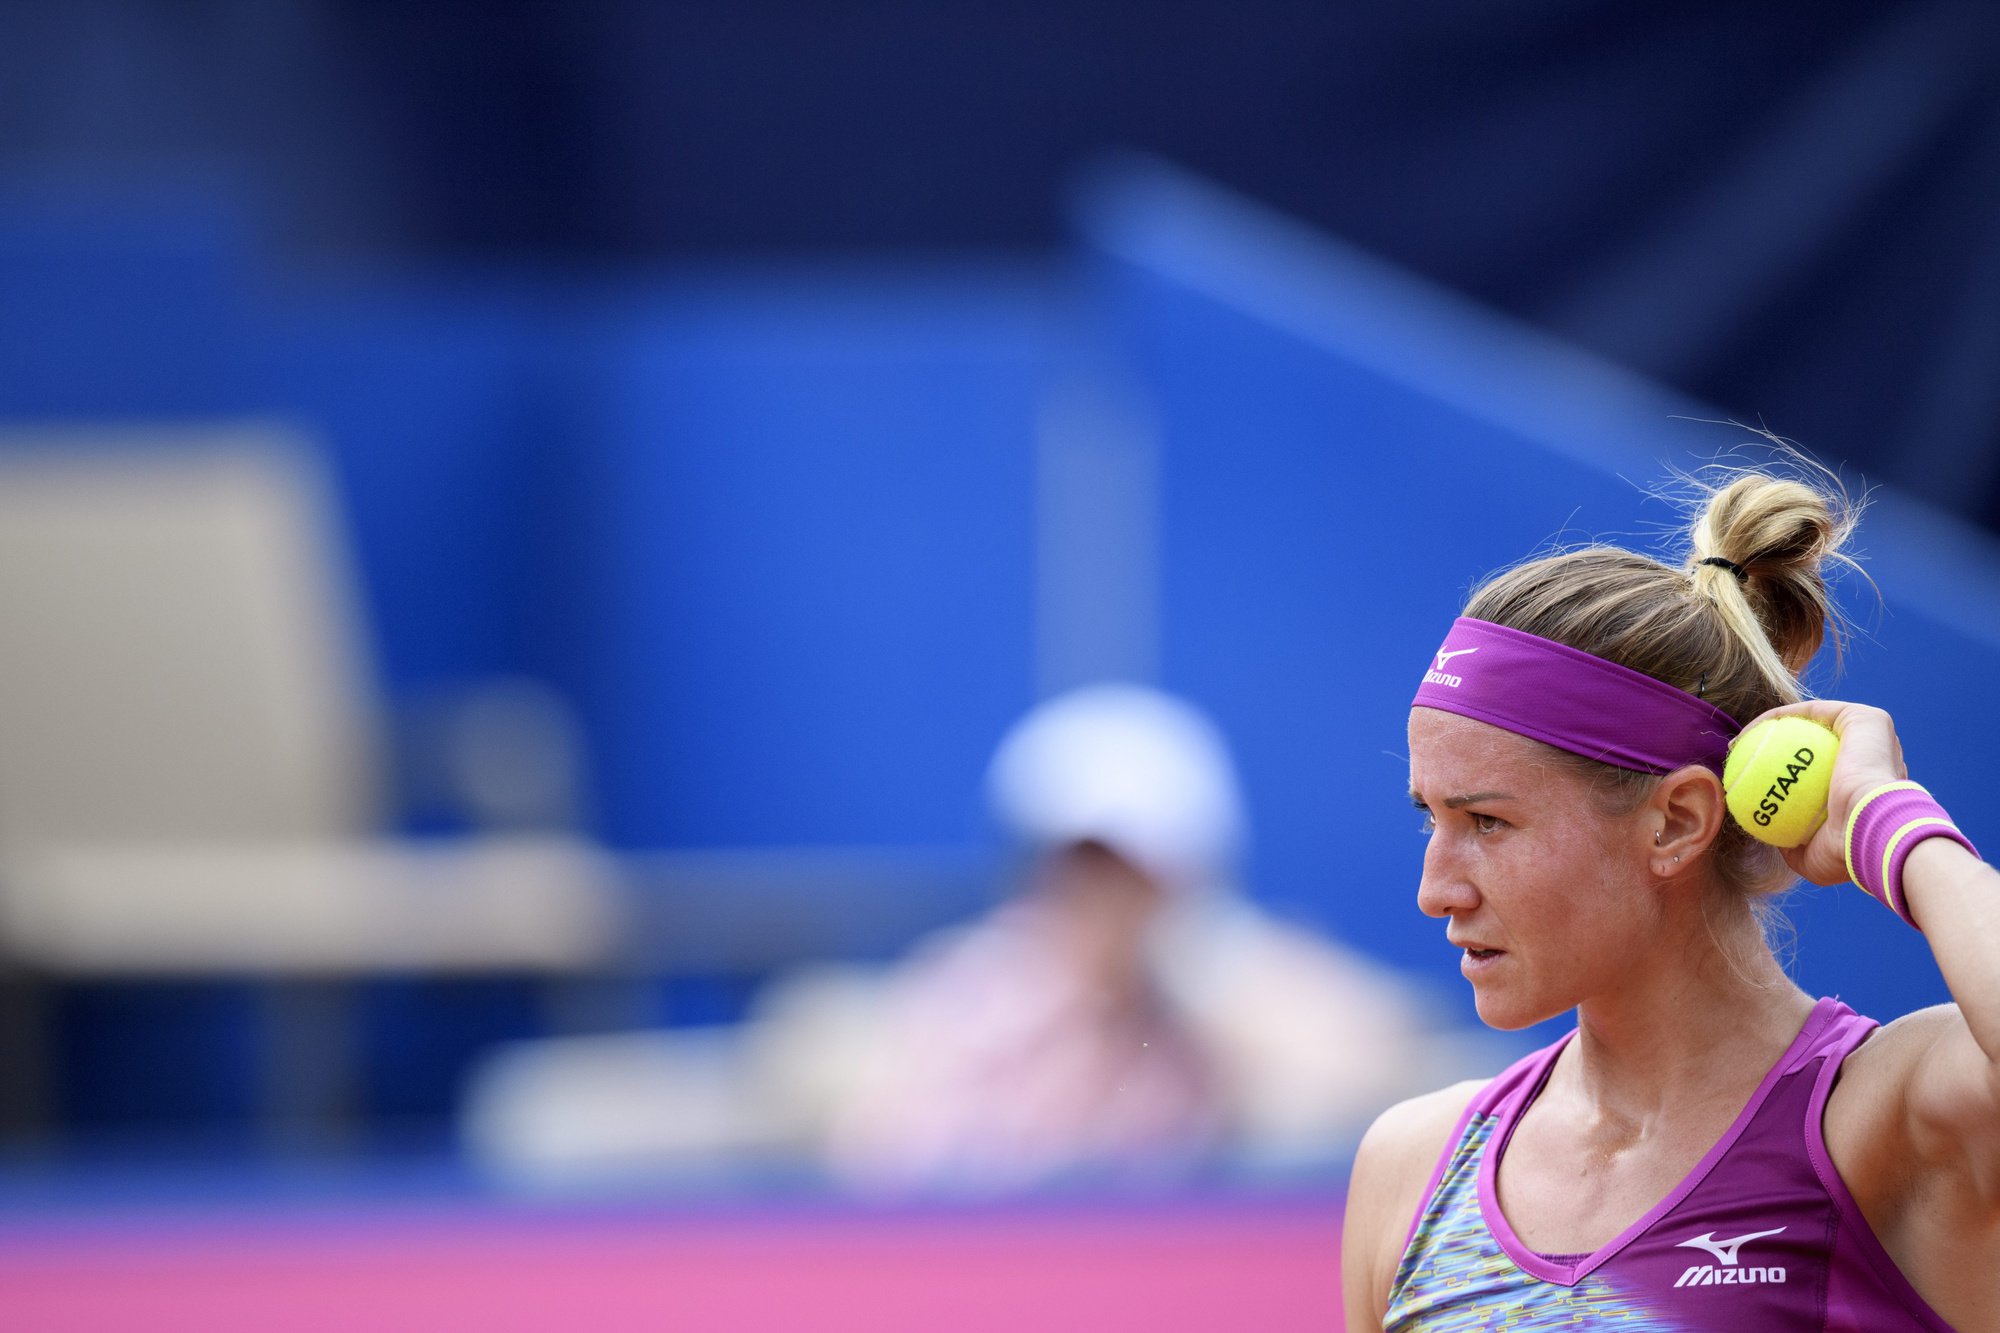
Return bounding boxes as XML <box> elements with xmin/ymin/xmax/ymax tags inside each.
<box><xmin>1649</xmin><ymin>765</ymin><xmax>1727</xmax><ymax>877</ymax></box>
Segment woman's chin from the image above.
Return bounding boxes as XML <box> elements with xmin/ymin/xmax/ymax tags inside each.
<box><xmin>1471</xmin><ymin>988</ymin><xmax>1564</xmax><ymax>1033</ymax></box>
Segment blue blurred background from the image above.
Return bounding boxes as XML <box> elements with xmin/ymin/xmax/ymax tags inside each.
<box><xmin>2</xmin><ymin>4</ymin><xmax>2000</xmax><ymax>1319</ymax></box>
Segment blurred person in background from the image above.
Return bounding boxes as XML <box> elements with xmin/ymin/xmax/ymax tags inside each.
<box><xmin>803</xmin><ymin>684</ymin><xmax>1458</xmax><ymax>1193</ymax></box>
<box><xmin>465</xmin><ymin>684</ymin><xmax>1472</xmax><ymax>1192</ymax></box>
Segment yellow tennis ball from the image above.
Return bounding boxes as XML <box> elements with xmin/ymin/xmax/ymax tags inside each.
<box><xmin>1724</xmin><ymin>716</ymin><xmax>1839</xmax><ymax>847</ymax></box>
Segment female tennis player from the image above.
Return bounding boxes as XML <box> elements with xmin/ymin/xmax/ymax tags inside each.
<box><xmin>1342</xmin><ymin>469</ymin><xmax>1999</xmax><ymax>1331</ymax></box>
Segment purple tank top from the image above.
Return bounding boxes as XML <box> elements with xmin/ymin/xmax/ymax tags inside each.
<box><xmin>1383</xmin><ymin>997</ymin><xmax>1953</xmax><ymax>1330</ymax></box>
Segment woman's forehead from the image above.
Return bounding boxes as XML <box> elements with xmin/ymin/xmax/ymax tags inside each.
<box><xmin>1407</xmin><ymin>708</ymin><xmax>1545</xmax><ymax>780</ymax></box>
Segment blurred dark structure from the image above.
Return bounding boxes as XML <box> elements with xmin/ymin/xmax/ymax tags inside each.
<box><xmin>6</xmin><ymin>1</ymin><xmax>1999</xmax><ymax>524</ymax></box>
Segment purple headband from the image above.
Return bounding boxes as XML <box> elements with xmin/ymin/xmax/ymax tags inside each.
<box><xmin>1412</xmin><ymin>617</ymin><xmax>1741</xmax><ymax>774</ymax></box>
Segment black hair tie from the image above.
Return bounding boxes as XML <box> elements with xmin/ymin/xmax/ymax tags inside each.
<box><xmin>1697</xmin><ymin>556</ymin><xmax>1748</xmax><ymax>584</ymax></box>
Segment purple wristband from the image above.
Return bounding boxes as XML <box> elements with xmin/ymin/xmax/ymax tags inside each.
<box><xmin>1843</xmin><ymin>782</ymin><xmax>1979</xmax><ymax>929</ymax></box>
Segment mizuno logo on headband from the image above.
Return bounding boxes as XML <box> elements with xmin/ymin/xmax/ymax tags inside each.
<box><xmin>1426</xmin><ymin>646</ymin><xmax>1477</xmax><ymax>688</ymax></box>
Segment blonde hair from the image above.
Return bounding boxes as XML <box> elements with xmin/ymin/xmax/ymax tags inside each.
<box><xmin>1464</xmin><ymin>465</ymin><xmax>1861</xmax><ymax>899</ymax></box>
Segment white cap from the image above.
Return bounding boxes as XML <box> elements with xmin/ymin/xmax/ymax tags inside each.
<box><xmin>985</xmin><ymin>684</ymin><xmax>1245</xmax><ymax>892</ymax></box>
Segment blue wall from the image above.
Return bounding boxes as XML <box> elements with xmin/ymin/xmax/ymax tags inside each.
<box><xmin>0</xmin><ymin>190</ymin><xmax>260</xmax><ymax>418</ymax></box>
<box><xmin>555</xmin><ymin>267</ymin><xmax>1061</xmax><ymax>848</ymax></box>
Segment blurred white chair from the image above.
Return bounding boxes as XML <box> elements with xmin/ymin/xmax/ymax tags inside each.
<box><xmin>0</xmin><ymin>423</ymin><xmax>619</xmax><ymax>973</ymax></box>
<box><xmin>0</xmin><ymin>424</ymin><xmax>620</xmax><ymax>1139</ymax></box>
<box><xmin>0</xmin><ymin>424</ymin><xmax>380</xmax><ymax>850</ymax></box>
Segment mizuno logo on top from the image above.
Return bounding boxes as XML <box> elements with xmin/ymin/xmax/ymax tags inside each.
<box><xmin>1673</xmin><ymin>1227</ymin><xmax>1787</xmax><ymax>1288</ymax></box>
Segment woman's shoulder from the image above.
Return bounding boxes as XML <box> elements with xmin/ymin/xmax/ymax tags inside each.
<box><xmin>1822</xmin><ymin>1002</ymin><xmax>2000</xmax><ymax>1331</ymax></box>
<box><xmin>1355</xmin><ymin>1079</ymin><xmax>1485</xmax><ymax>1179</ymax></box>
<box><xmin>1351</xmin><ymin>1032</ymin><xmax>1563</xmax><ymax>1195</ymax></box>
<box><xmin>1348</xmin><ymin>1082</ymin><xmax>1486</xmax><ymax>1239</ymax></box>
<box><xmin>1342</xmin><ymin>1080</ymin><xmax>1486</xmax><ymax>1326</ymax></box>
<box><xmin>1824</xmin><ymin>1002</ymin><xmax>1991</xmax><ymax>1193</ymax></box>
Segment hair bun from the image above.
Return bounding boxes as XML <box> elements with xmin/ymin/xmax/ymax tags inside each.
<box><xmin>1688</xmin><ymin>470</ymin><xmax>1859</xmax><ymax>678</ymax></box>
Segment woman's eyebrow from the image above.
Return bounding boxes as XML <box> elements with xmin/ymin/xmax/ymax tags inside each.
<box><xmin>1409</xmin><ymin>790</ymin><xmax>1514</xmax><ymax>807</ymax></box>
<box><xmin>1442</xmin><ymin>791</ymin><xmax>1513</xmax><ymax>807</ymax></box>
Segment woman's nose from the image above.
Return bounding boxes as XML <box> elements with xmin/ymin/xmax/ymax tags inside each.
<box><xmin>1415</xmin><ymin>833</ymin><xmax>1477</xmax><ymax>919</ymax></box>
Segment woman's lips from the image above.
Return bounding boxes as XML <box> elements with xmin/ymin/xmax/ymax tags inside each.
<box><xmin>1457</xmin><ymin>943</ymin><xmax>1505</xmax><ymax>975</ymax></box>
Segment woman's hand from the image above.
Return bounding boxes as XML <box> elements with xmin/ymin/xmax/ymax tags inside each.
<box><xmin>1737</xmin><ymin>699</ymin><xmax>1907</xmax><ymax>887</ymax></box>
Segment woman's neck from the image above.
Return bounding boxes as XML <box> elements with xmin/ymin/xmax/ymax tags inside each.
<box><xmin>1563</xmin><ymin>893</ymin><xmax>1813</xmax><ymax>1129</ymax></box>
